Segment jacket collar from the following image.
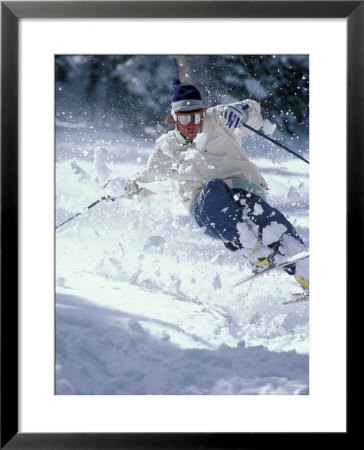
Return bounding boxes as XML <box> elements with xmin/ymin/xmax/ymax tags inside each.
<box><xmin>174</xmin><ymin>126</ymin><xmax>206</xmax><ymax>145</ymax></box>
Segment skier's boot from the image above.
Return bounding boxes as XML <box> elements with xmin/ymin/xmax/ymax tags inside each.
<box><xmin>251</xmin><ymin>243</ymin><xmax>309</xmax><ymax>294</ymax></box>
<box><xmin>223</xmin><ymin>240</ymin><xmax>276</xmax><ymax>272</ymax></box>
<box><xmin>294</xmin><ymin>274</ymin><xmax>309</xmax><ymax>293</ymax></box>
<box><xmin>250</xmin><ymin>246</ymin><xmax>275</xmax><ymax>272</ymax></box>
<box><xmin>293</xmin><ymin>259</ymin><xmax>309</xmax><ymax>293</ymax></box>
<box><xmin>225</xmin><ymin>237</ymin><xmax>309</xmax><ymax>293</ymax></box>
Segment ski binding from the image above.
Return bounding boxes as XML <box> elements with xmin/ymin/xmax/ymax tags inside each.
<box><xmin>233</xmin><ymin>250</ymin><xmax>309</xmax><ymax>288</ymax></box>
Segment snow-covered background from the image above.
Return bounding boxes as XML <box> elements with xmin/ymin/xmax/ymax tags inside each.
<box><xmin>55</xmin><ymin>54</ymin><xmax>309</xmax><ymax>396</ymax></box>
<box><xmin>55</xmin><ymin>128</ymin><xmax>309</xmax><ymax>396</ymax></box>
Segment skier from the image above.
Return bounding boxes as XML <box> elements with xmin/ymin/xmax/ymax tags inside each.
<box><xmin>103</xmin><ymin>79</ymin><xmax>309</xmax><ymax>293</ymax></box>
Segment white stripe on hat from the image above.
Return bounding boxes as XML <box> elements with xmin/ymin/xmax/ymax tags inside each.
<box><xmin>172</xmin><ymin>99</ymin><xmax>204</xmax><ymax>112</ymax></box>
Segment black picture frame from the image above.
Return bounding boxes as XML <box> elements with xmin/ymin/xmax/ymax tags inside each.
<box><xmin>1</xmin><ymin>1</ymin><xmax>358</xmax><ymax>448</ymax></box>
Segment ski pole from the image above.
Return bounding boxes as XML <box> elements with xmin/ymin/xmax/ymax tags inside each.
<box><xmin>238</xmin><ymin>103</ymin><xmax>309</xmax><ymax>164</ymax></box>
<box><xmin>55</xmin><ymin>197</ymin><xmax>107</xmax><ymax>230</ymax></box>
<box><xmin>56</xmin><ymin>179</ymin><xmax>132</xmax><ymax>230</ymax></box>
<box><xmin>241</xmin><ymin>122</ymin><xmax>309</xmax><ymax>165</ymax></box>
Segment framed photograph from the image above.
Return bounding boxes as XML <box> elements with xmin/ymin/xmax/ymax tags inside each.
<box><xmin>1</xmin><ymin>1</ymin><xmax>358</xmax><ymax>448</ymax></box>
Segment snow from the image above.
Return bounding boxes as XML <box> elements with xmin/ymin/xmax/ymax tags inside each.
<box><xmin>236</xmin><ymin>221</ymin><xmax>260</xmax><ymax>249</ymax></box>
<box><xmin>194</xmin><ymin>132</ymin><xmax>208</xmax><ymax>150</ymax></box>
<box><xmin>56</xmin><ymin>127</ymin><xmax>309</xmax><ymax>396</ymax></box>
<box><xmin>262</xmin><ymin>119</ymin><xmax>276</xmax><ymax>136</ymax></box>
<box><xmin>93</xmin><ymin>147</ymin><xmax>111</xmax><ymax>186</ymax></box>
<box><xmin>261</xmin><ymin>222</ymin><xmax>288</xmax><ymax>246</ymax></box>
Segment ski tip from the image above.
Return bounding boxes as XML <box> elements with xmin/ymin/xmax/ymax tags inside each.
<box><xmin>282</xmin><ymin>293</ymin><xmax>309</xmax><ymax>305</ymax></box>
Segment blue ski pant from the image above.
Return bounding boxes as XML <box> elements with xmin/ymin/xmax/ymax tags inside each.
<box><xmin>193</xmin><ymin>178</ymin><xmax>303</xmax><ymax>252</ymax></box>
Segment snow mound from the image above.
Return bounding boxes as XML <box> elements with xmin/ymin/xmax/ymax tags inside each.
<box><xmin>56</xmin><ymin>127</ymin><xmax>309</xmax><ymax>395</ymax></box>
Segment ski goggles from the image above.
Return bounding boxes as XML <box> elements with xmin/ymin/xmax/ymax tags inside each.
<box><xmin>172</xmin><ymin>110</ymin><xmax>205</xmax><ymax>126</ymax></box>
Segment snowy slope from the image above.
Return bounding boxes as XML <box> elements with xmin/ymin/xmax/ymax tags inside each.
<box><xmin>55</xmin><ymin>127</ymin><xmax>309</xmax><ymax>395</ymax></box>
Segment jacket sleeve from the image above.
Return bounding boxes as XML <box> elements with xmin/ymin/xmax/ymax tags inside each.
<box><xmin>213</xmin><ymin>99</ymin><xmax>263</xmax><ymax>138</ymax></box>
<box><xmin>127</xmin><ymin>141</ymin><xmax>178</xmax><ymax>198</ymax></box>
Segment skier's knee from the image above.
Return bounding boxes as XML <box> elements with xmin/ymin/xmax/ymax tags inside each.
<box><xmin>205</xmin><ymin>178</ymin><xmax>228</xmax><ymax>194</ymax></box>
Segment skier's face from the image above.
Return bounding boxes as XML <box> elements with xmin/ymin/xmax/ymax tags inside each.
<box><xmin>174</xmin><ymin>110</ymin><xmax>204</xmax><ymax>141</ymax></box>
<box><xmin>177</xmin><ymin>122</ymin><xmax>202</xmax><ymax>140</ymax></box>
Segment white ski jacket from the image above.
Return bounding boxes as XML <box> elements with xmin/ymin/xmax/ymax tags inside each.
<box><xmin>129</xmin><ymin>99</ymin><xmax>269</xmax><ymax>213</ymax></box>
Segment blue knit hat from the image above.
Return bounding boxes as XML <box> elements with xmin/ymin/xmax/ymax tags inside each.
<box><xmin>172</xmin><ymin>78</ymin><xmax>204</xmax><ymax>112</ymax></box>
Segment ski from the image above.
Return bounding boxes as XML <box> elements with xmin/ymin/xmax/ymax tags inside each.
<box><xmin>233</xmin><ymin>250</ymin><xmax>309</xmax><ymax>288</ymax></box>
<box><xmin>283</xmin><ymin>293</ymin><xmax>309</xmax><ymax>305</ymax></box>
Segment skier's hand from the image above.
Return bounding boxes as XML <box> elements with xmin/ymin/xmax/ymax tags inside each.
<box><xmin>220</xmin><ymin>103</ymin><xmax>249</xmax><ymax>129</ymax></box>
<box><xmin>104</xmin><ymin>177</ymin><xmax>131</xmax><ymax>200</ymax></box>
